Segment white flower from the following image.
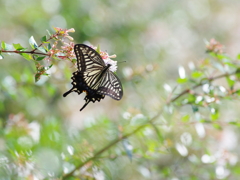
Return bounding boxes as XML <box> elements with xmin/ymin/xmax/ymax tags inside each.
<box><xmin>103</xmin><ymin>58</ymin><xmax>117</xmax><ymax>72</ymax></box>
<box><xmin>92</xmin><ymin>46</ymin><xmax>118</xmax><ymax>72</ymax></box>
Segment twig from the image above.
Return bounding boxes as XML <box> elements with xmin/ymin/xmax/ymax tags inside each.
<box><xmin>1</xmin><ymin>50</ymin><xmax>47</xmax><ymax>56</ymax></box>
<box><xmin>170</xmin><ymin>72</ymin><xmax>236</xmax><ymax>102</ymax></box>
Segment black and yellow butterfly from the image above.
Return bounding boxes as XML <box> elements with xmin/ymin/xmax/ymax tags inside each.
<box><xmin>63</xmin><ymin>44</ymin><xmax>123</xmax><ymax>111</ymax></box>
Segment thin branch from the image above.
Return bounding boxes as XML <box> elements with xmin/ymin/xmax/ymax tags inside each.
<box><xmin>62</xmin><ymin>70</ymin><xmax>238</xmax><ymax>179</ymax></box>
<box><xmin>1</xmin><ymin>32</ymin><xmax>57</xmax><ymax>55</ymax></box>
<box><xmin>1</xmin><ymin>50</ymin><xmax>48</xmax><ymax>56</ymax></box>
<box><xmin>170</xmin><ymin>71</ymin><xmax>236</xmax><ymax>102</ymax></box>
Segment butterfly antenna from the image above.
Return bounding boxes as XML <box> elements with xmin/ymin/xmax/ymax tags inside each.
<box><xmin>80</xmin><ymin>100</ymin><xmax>90</xmax><ymax>111</ymax></box>
<box><xmin>63</xmin><ymin>87</ymin><xmax>74</xmax><ymax>97</ymax></box>
<box><xmin>119</xmin><ymin>61</ymin><xmax>126</xmax><ymax>63</ymax></box>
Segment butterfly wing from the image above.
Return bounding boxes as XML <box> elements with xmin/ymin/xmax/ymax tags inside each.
<box><xmin>74</xmin><ymin>44</ymin><xmax>105</xmax><ymax>72</ymax></box>
<box><xmin>97</xmin><ymin>70</ymin><xmax>123</xmax><ymax>100</ymax></box>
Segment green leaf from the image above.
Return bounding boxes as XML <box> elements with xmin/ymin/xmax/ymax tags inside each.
<box><xmin>212</xmin><ymin>123</ymin><xmax>222</xmax><ymax>130</ymax></box>
<box><xmin>71</xmin><ymin>58</ymin><xmax>76</xmax><ymax>64</ymax></box>
<box><xmin>47</xmin><ymin>43</ymin><xmax>52</xmax><ymax>51</ymax></box>
<box><xmin>43</xmin><ymin>72</ymin><xmax>50</xmax><ymax>76</ymax></box>
<box><xmin>162</xmin><ymin>167</ymin><xmax>170</xmax><ymax>176</ymax></box>
<box><xmin>236</xmin><ymin>68</ymin><xmax>240</xmax><ymax>80</ymax></box>
<box><xmin>1</xmin><ymin>41</ymin><xmax>6</xmax><ymax>50</ymax></box>
<box><xmin>177</xmin><ymin>78</ymin><xmax>188</xmax><ymax>84</ymax></box>
<box><xmin>48</xmin><ymin>64</ymin><xmax>53</xmax><ymax>69</ymax></box>
<box><xmin>226</xmin><ymin>76</ymin><xmax>235</xmax><ymax>88</ymax></box>
<box><xmin>41</xmin><ymin>35</ymin><xmax>47</xmax><ymax>43</ymax></box>
<box><xmin>233</xmin><ymin>166</ymin><xmax>240</xmax><ymax>175</ymax></box>
<box><xmin>224</xmin><ymin>62</ymin><xmax>237</xmax><ymax>68</ymax></box>
<box><xmin>208</xmin><ymin>52</ymin><xmax>217</xmax><ymax>57</ymax></box>
<box><xmin>216</xmin><ymin>53</ymin><xmax>230</xmax><ymax>61</ymax></box>
<box><xmin>191</xmin><ymin>105</ymin><xmax>198</xmax><ymax>112</ymax></box>
<box><xmin>13</xmin><ymin>43</ymin><xmax>25</xmax><ymax>51</ymax></box>
<box><xmin>187</xmin><ymin>94</ymin><xmax>196</xmax><ymax>103</ymax></box>
<box><xmin>35</xmin><ymin>73</ymin><xmax>41</xmax><ymax>82</ymax></box>
<box><xmin>211</xmin><ymin>113</ymin><xmax>219</xmax><ymax>121</ymax></box>
<box><xmin>236</xmin><ymin>68</ymin><xmax>240</xmax><ymax>73</ymax></box>
<box><xmin>191</xmin><ymin>71</ymin><xmax>204</xmax><ymax>79</ymax></box>
<box><xmin>96</xmin><ymin>45</ymin><xmax>101</xmax><ymax>54</ymax></box>
<box><xmin>235</xmin><ymin>90</ymin><xmax>240</xmax><ymax>96</ymax></box>
<box><xmin>29</xmin><ymin>36</ymin><xmax>38</xmax><ymax>49</ymax></box>
<box><xmin>181</xmin><ymin>114</ymin><xmax>190</xmax><ymax>122</ymax></box>
<box><xmin>229</xmin><ymin>121</ymin><xmax>240</xmax><ymax>127</ymax></box>
<box><xmin>199</xmin><ymin>119</ymin><xmax>211</xmax><ymax>123</ymax></box>
<box><xmin>210</xmin><ymin>109</ymin><xmax>219</xmax><ymax>121</ymax></box>
<box><xmin>20</xmin><ymin>53</ymin><xmax>33</xmax><ymax>61</ymax></box>
<box><xmin>36</xmin><ymin>56</ymin><xmax>45</xmax><ymax>61</ymax></box>
<box><xmin>237</xmin><ymin>54</ymin><xmax>240</xmax><ymax>60</ymax></box>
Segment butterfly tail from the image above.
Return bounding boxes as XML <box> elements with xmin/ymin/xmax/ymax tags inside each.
<box><xmin>80</xmin><ymin>100</ymin><xmax>90</xmax><ymax>111</ymax></box>
<box><xmin>63</xmin><ymin>87</ymin><xmax>74</xmax><ymax>97</ymax></box>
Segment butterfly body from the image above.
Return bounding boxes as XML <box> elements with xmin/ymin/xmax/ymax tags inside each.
<box><xmin>63</xmin><ymin>44</ymin><xmax>123</xmax><ymax>111</ymax></box>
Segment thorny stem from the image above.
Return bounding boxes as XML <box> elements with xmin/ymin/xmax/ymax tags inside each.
<box><xmin>62</xmin><ymin>70</ymin><xmax>239</xmax><ymax>179</ymax></box>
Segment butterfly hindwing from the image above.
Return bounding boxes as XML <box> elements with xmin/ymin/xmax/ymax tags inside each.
<box><xmin>63</xmin><ymin>71</ymin><xmax>105</xmax><ymax>110</ymax></box>
<box><xmin>97</xmin><ymin>71</ymin><xmax>123</xmax><ymax>100</ymax></box>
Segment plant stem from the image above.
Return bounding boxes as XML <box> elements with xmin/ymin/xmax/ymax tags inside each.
<box><xmin>63</xmin><ymin>109</ymin><xmax>163</xmax><ymax>179</ymax></box>
<box><xmin>2</xmin><ymin>50</ymin><xmax>48</xmax><ymax>56</ymax></box>
<box><xmin>170</xmin><ymin>71</ymin><xmax>236</xmax><ymax>103</ymax></box>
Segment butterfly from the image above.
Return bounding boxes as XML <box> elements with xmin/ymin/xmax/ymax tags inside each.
<box><xmin>63</xmin><ymin>44</ymin><xmax>123</xmax><ymax>111</ymax></box>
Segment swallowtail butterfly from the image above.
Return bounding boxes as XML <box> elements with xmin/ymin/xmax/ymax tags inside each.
<box><xmin>63</xmin><ymin>44</ymin><xmax>123</xmax><ymax>111</ymax></box>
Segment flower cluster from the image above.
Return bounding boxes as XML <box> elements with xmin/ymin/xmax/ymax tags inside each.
<box><xmin>206</xmin><ymin>38</ymin><xmax>224</xmax><ymax>54</ymax></box>
<box><xmin>52</xmin><ymin>27</ymin><xmax>75</xmax><ymax>41</ymax></box>
<box><xmin>34</xmin><ymin>27</ymin><xmax>119</xmax><ymax>81</ymax></box>
<box><xmin>45</xmin><ymin>27</ymin><xmax>76</xmax><ymax>61</ymax></box>
<box><xmin>44</xmin><ymin>27</ymin><xmax>119</xmax><ymax>72</ymax></box>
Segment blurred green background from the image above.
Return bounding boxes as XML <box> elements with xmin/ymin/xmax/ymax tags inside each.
<box><xmin>1</xmin><ymin>0</ymin><xmax>240</xmax><ymax>179</ymax></box>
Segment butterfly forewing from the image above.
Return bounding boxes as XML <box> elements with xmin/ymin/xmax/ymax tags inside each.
<box><xmin>75</xmin><ymin>44</ymin><xmax>105</xmax><ymax>71</ymax></box>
